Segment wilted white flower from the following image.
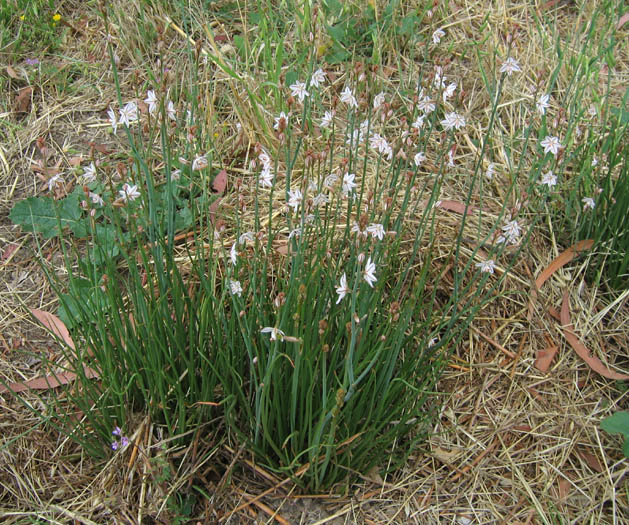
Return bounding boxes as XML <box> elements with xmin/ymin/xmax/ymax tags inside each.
<box><xmin>340</xmin><ymin>86</ymin><xmax>358</xmax><ymax>108</ymax></box>
<box><xmin>363</xmin><ymin>257</ymin><xmax>377</xmax><ymax>287</ymax></box>
<box><xmin>336</xmin><ymin>273</ymin><xmax>350</xmax><ymax>304</ymax></box>
<box><xmin>324</xmin><ymin>173</ymin><xmax>339</xmax><ymax>189</ymax></box>
<box><xmin>119</xmin><ymin>183</ymin><xmax>140</xmax><ymax>202</ymax></box>
<box><xmin>274</xmin><ymin>111</ymin><xmax>289</xmax><ymax>131</ymax></box>
<box><xmin>500</xmin><ymin>57</ymin><xmax>521</xmax><ymax>76</ymax></box>
<box><xmin>539</xmin><ymin>170</ymin><xmax>557</xmax><ymax>188</ymax></box>
<box><xmin>82</xmin><ymin>162</ymin><xmax>97</xmax><ymax>183</ymax></box>
<box><xmin>373</xmin><ymin>92</ymin><xmax>386</xmax><ymax>110</ymax></box>
<box><xmin>486</xmin><ymin>163</ymin><xmax>496</xmax><ymax>180</ymax></box>
<box><xmin>312</xmin><ymin>193</ymin><xmax>329</xmax><ymax>207</ymax></box>
<box><xmin>414</xmin><ymin>151</ymin><xmax>426</xmax><ymax>167</ymax></box>
<box><xmin>536</xmin><ymin>94</ymin><xmax>550</xmax><ymax>115</ymax></box>
<box><xmin>582</xmin><ymin>197</ymin><xmax>595</xmax><ymax>211</ymax></box>
<box><xmin>432</xmin><ymin>28</ymin><xmax>445</xmax><ymax>44</ymax></box>
<box><xmin>261</xmin><ymin>326</ymin><xmax>285</xmax><ymax>341</ymax></box>
<box><xmin>352</xmin><ymin>222</ymin><xmax>368</xmax><ymax>239</ymax></box>
<box><xmin>230</xmin><ymin>243</ymin><xmax>238</xmax><ymax>265</ymax></box>
<box><xmin>433</xmin><ymin>66</ymin><xmax>447</xmax><ymax>89</ymax></box>
<box><xmin>441</xmin><ymin>112</ymin><xmax>466</xmax><ymax>131</ymax></box>
<box><xmin>289</xmin><ymin>80</ymin><xmax>309</xmax><ymax>103</ymax></box>
<box><xmin>118</xmin><ymin>101</ymin><xmax>138</xmax><ymax>127</ymax></box>
<box><xmin>48</xmin><ymin>174</ymin><xmax>64</xmax><ymax>191</ymax></box>
<box><xmin>229</xmin><ymin>280</ymin><xmax>243</xmax><ymax>297</ymax></box>
<box><xmin>540</xmin><ymin>135</ymin><xmax>563</xmax><ymax>156</ymax></box>
<box><xmin>591</xmin><ymin>157</ymin><xmax>598</xmax><ymax>167</ymax></box>
<box><xmin>239</xmin><ymin>232</ymin><xmax>255</xmax><ymax>245</ymax></box>
<box><xmin>475</xmin><ymin>259</ymin><xmax>496</xmax><ymax>274</ymax></box>
<box><xmin>342</xmin><ymin>172</ymin><xmax>357</xmax><ymax>196</ymax></box>
<box><xmin>144</xmin><ymin>90</ymin><xmax>158</xmax><ymax>115</ymax></box>
<box><xmin>107</xmin><ymin>107</ymin><xmax>118</xmax><ymax>133</ymax></box>
<box><xmin>369</xmin><ymin>133</ymin><xmax>392</xmax><ymax>160</ymax></box>
<box><xmin>89</xmin><ymin>192</ymin><xmax>104</xmax><ymax>206</ymax></box>
<box><xmin>412</xmin><ymin>114</ymin><xmax>425</xmax><ymax>129</ymax></box>
<box><xmin>367</xmin><ymin>223</ymin><xmax>385</xmax><ymax>241</ymax></box>
<box><xmin>170</xmin><ymin>169</ymin><xmax>181</xmax><ymax>181</ymax></box>
<box><xmin>309</xmin><ymin>68</ymin><xmax>326</xmax><ymax>88</ymax></box>
<box><xmin>320</xmin><ymin>110</ymin><xmax>334</xmax><ymax>128</ymax></box>
<box><xmin>166</xmin><ymin>100</ymin><xmax>176</xmax><ymax>121</ymax></box>
<box><xmin>447</xmin><ymin>149</ymin><xmax>455</xmax><ymax>168</ymax></box>
<box><xmin>192</xmin><ymin>154</ymin><xmax>208</xmax><ymax>171</ymax></box>
<box><xmin>288</xmin><ymin>228</ymin><xmax>301</xmax><ymax>240</ymax></box>
<box><xmin>442</xmin><ymin>82</ymin><xmax>457</xmax><ymax>103</ymax></box>
<box><xmin>287</xmin><ymin>188</ymin><xmax>303</xmax><ymax>211</ymax></box>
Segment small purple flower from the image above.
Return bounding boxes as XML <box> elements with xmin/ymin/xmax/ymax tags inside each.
<box><xmin>112</xmin><ymin>426</ymin><xmax>122</xmax><ymax>436</ymax></box>
<box><xmin>111</xmin><ymin>441</ymin><xmax>119</xmax><ymax>450</ymax></box>
<box><xmin>121</xmin><ymin>436</ymin><xmax>129</xmax><ymax>448</ymax></box>
<box><xmin>25</xmin><ymin>58</ymin><xmax>40</xmax><ymax>66</ymax></box>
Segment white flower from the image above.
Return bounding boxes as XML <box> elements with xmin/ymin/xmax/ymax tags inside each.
<box><xmin>324</xmin><ymin>173</ymin><xmax>339</xmax><ymax>189</ymax></box>
<box><xmin>539</xmin><ymin>170</ymin><xmax>557</xmax><ymax>188</ymax></box>
<box><xmin>166</xmin><ymin>100</ymin><xmax>176</xmax><ymax>121</ymax></box>
<box><xmin>229</xmin><ymin>280</ymin><xmax>243</xmax><ymax>297</ymax></box>
<box><xmin>447</xmin><ymin>149</ymin><xmax>455</xmax><ymax>168</ymax></box>
<box><xmin>497</xmin><ymin>219</ymin><xmax>522</xmax><ymax>245</ymax></box>
<box><xmin>239</xmin><ymin>232</ymin><xmax>255</xmax><ymax>245</ymax></box>
<box><xmin>230</xmin><ymin>243</ymin><xmax>238</xmax><ymax>265</ymax></box>
<box><xmin>540</xmin><ymin>135</ymin><xmax>563</xmax><ymax>156</ymax></box>
<box><xmin>342</xmin><ymin>172</ymin><xmax>357</xmax><ymax>196</ymax></box>
<box><xmin>261</xmin><ymin>326</ymin><xmax>285</xmax><ymax>341</ymax></box>
<box><xmin>367</xmin><ymin>223</ymin><xmax>385</xmax><ymax>240</ymax></box>
<box><xmin>309</xmin><ymin>68</ymin><xmax>326</xmax><ymax>88</ymax></box>
<box><xmin>288</xmin><ymin>228</ymin><xmax>301</xmax><ymax>240</ymax></box>
<box><xmin>352</xmin><ymin>222</ymin><xmax>368</xmax><ymax>239</ymax></box>
<box><xmin>273</xmin><ymin>111</ymin><xmax>289</xmax><ymax>131</ymax></box>
<box><xmin>591</xmin><ymin>157</ymin><xmax>598</xmax><ymax>167</ymax></box>
<box><xmin>144</xmin><ymin>90</ymin><xmax>158</xmax><ymax>115</ymax></box>
<box><xmin>119</xmin><ymin>183</ymin><xmax>140</xmax><ymax>202</ymax></box>
<box><xmin>336</xmin><ymin>273</ymin><xmax>350</xmax><ymax>304</ymax></box>
<box><xmin>369</xmin><ymin>133</ymin><xmax>392</xmax><ymax>160</ymax></box>
<box><xmin>441</xmin><ymin>112</ymin><xmax>466</xmax><ymax>131</ymax></box>
<box><xmin>500</xmin><ymin>57</ymin><xmax>521</xmax><ymax>76</ymax></box>
<box><xmin>48</xmin><ymin>174</ymin><xmax>64</xmax><ymax>191</ymax></box>
<box><xmin>582</xmin><ymin>197</ymin><xmax>595</xmax><ymax>211</ymax></box>
<box><xmin>432</xmin><ymin>28</ymin><xmax>445</xmax><ymax>44</ymax></box>
<box><xmin>107</xmin><ymin>107</ymin><xmax>118</xmax><ymax>133</ymax></box>
<box><xmin>536</xmin><ymin>94</ymin><xmax>550</xmax><ymax>115</ymax></box>
<box><xmin>433</xmin><ymin>66</ymin><xmax>447</xmax><ymax>89</ymax></box>
<box><xmin>373</xmin><ymin>92</ymin><xmax>385</xmax><ymax>110</ymax></box>
<box><xmin>312</xmin><ymin>193</ymin><xmax>329</xmax><ymax>207</ymax></box>
<box><xmin>82</xmin><ymin>162</ymin><xmax>97</xmax><ymax>183</ymax></box>
<box><xmin>287</xmin><ymin>188</ymin><xmax>303</xmax><ymax>211</ymax></box>
<box><xmin>442</xmin><ymin>82</ymin><xmax>457</xmax><ymax>103</ymax></box>
<box><xmin>89</xmin><ymin>192</ymin><xmax>104</xmax><ymax>206</ymax></box>
<box><xmin>417</xmin><ymin>96</ymin><xmax>435</xmax><ymax>114</ymax></box>
<box><xmin>259</xmin><ymin>167</ymin><xmax>274</xmax><ymax>188</ymax></box>
<box><xmin>412</xmin><ymin>114</ymin><xmax>425</xmax><ymax>129</ymax></box>
<box><xmin>320</xmin><ymin>110</ymin><xmax>334</xmax><ymax>128</ymax></box>
<box><xmin>340</xmin><ymin>86</ymin><xmax>358</xmax><ymax>108</ymax></box>
<box><xmin>414</xmin><ymin>151</ymin><xmax>426</xmax><ymax>167</ymax></box>
<box><xmin>485</xmin><ymin>163</ymin><xmax>496</xmax><ymax>180</ymax></box>
<box><xmin>475</xmin><ymin>259</ymin><xmax>496</xmax><ymax>274</ymax></box>
<box><xmin>118</xmin><ymin>101</ymin><xmax>138</xmax><ymax>127</ymax></box>
<box><xmin>363</xmin><ymin>257</ymin><xmax>377</xmax><ymax>287</ymax></box>
<box><xmin>289</xmin><ymin>80</ymin><xmax>309</xmax><ymax>103</ymax></box>
<box><xmin>192</xmin><ymin>154</ymin><xmax>208</xmax><ymax>171</ymax></box>
<box><xmin>259</xmin><ymin>151</ymin><xmax>272</xmax><ymax>169</ymax></box>
<box><xmin>170</xmin><ymin>169</ymin><xmax>181</xmax><ymax>181</ymax></box>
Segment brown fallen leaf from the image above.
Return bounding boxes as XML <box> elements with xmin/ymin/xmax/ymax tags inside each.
<box><xmin>6</xmin><ymin>65</ymin><xmax>19</xmax><ymax>79</ymax></box>
<box><xmin>212</xmin><ymin>169</ymin><xmax>228</xmax><ymax>193</ymax></box>
<box><xmin>560</xmin><ymin>291</ymin><xmax>629</xmax><ymax>380</ymax></box>
<box><xmin>535</xmin><ymin>345</ymin><xmax>559</xmax><ymax>373</ymax></box>
<box><xmin>437</xmin><ymin>200</ymin><xmax>477</xmax><ymax>216</ymax></box>
<box><xmin>30</xmin><ymin>308</ymin><xmax>75</xmax><ymax>351</ymax></box>
<box><xmin>557</xmin><ymin>477</ymin><xmax>571</xmax><ymax>500</ymax></box>
<box><xmin>535</xmin><ymin>240</ymin><xmax>594</xmax><ymax>290</ymax></box>
<box><xmin>576</xmin><ymin>448</ymin><xmax>604</xmax><ymax>473</ymax></box>
<box><xmin>2</xmin><ymin>244</ymin><xmax>18</xmax><ymax>263</ymax></box>
<box><xmin>89</xmin><ymin>142</ymin><xmax>112</xmax><ymax>155</ymax></box>
<box><xmin>617</xmin><ymin>12</ymin><xmax>629</xmax><ymax>30</ymax></box>
<box><xmin>14</xmin><ymin>86</ymin><xmax>33</xmax><ymax>113</ymax></box>
<box><xmin>0</xmin><ymin>366</ymin><xmax>99</xmax><ymax>394</ymax></box>
<box><xmin>209</xmin><ymin>197</ymin><xmax>221</xmax><ymax>224</ymax></box>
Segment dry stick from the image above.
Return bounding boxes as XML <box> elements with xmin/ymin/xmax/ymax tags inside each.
<box><xmin>471</xmin><ymin>326</ymin><xmax>516</xmax><ymax>359</ymax></box>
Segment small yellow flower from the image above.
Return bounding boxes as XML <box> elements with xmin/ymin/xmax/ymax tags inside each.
<box><xmin>52</xmin><ymin>13</ymin><xmax>61</xmax><ymax>22</ymax></box>
<box><xmin>20</xmin><ymin>14</ymin><xmax>25</xmax><ymax>21</ymax></box>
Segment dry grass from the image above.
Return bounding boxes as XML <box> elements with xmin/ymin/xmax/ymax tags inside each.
<box><xmin>1</xmin><ymin>0</ymin><xmax>628</xmax><ymax>523</ymax></box>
